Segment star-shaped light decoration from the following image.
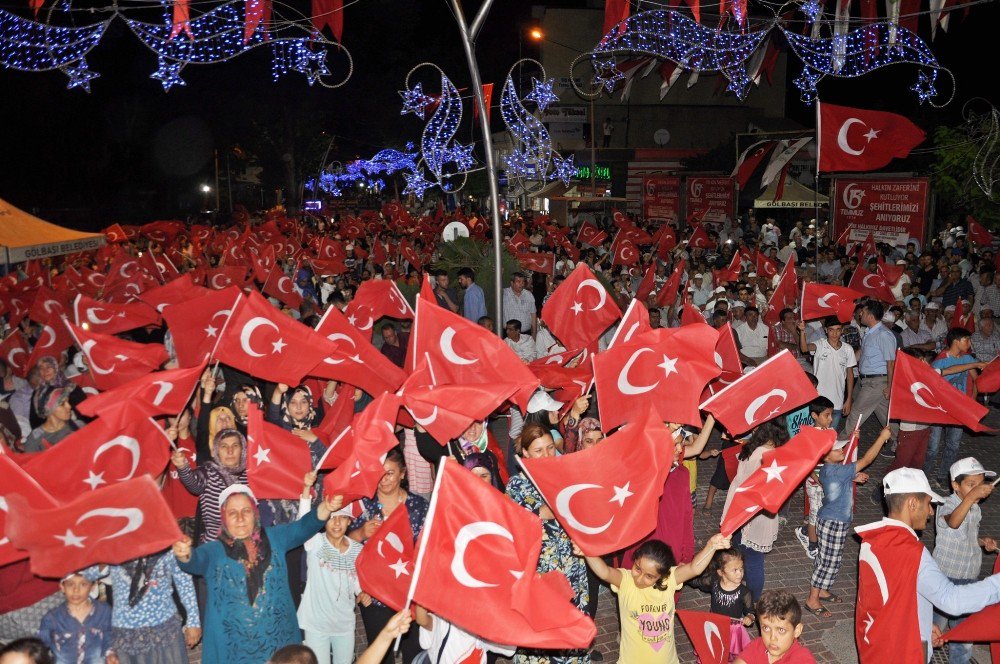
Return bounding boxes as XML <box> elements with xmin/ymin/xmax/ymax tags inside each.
<box><xmin>725</xmin><ymin>67</ymin><xmax>751</xmax><ymax>100</ymax></box>
<box><xmin>504</xmin><ymin>150</ymin><xmax>529</xmax><ymax>177</ymax></box>
<box><xmin>449</xmin><ymin>143</ymin><xmax>475</xmax><ymax>171</ymax></box>
<box><xmin>524</xmin><ymin>77</ymin><xmax>559</xmax><ymax>111</ymax></box>
<box><xmin>793</xmin><ymin>67</ymin><xmax>822</xmax><ymax>105</ymax></box>
<box><xmin>593</xmin><ymin>59</ymin><xmax>624</xmax><ymax>93</ymax></box>
<box><xmin>299</xmin><ymin>48</ymin><xmax>331</xmax><ymax>86</ymax></box>
<box><xmin>550</xmin><ymin>154</ymin><xmax>576</xmax><ymax>185</ymax></box>
<box><xmin>399</xmin><ymin>83</ymin><xmax>435</xmax><ymax>117</ymax></box>
<box><xmin>800</xmin><ymin>0</ymin><xmax>822</xmax><ymax>22</ymax></box>
<box><xmin>402</xmin><ymin>171</ymin><xmax>433</xmax><ymax>199</ymax></box>
<box><xmin>910</xmin><ymin>69</ymin><xmax>938</xmax><ymax>104</ymax></box>
<box><xmin>151</xmin><ymin>56</ymin><xmax>186</xmax><ymax>92</ymax></box>
<box><xmin>64</xmin><ymin>59</ymin><xmax>100</xmax><ymax>92</ymax></box>
<box><xmin>609</xmin><ymin>482</ymin><xmax>634</xmax><ymax>507</ymax></box>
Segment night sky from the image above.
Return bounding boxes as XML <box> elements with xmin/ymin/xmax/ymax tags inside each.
<box><xmin>0</xmin><ymin>0</ymin><xmax>995</xmax><ymax>228</ymax></box>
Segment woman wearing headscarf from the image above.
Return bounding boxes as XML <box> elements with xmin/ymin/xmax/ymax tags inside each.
<box><xmin>29</xmin><ymin>357</ymin><xmax>69</xmax><ymax>429</ymax></box>
<box><xmin>414</xmin><ymin>419</ymin><xmax>509</xmax><ymax>489</ymax></box>
<box><xmin>461</xmin><ymin>452</ymin><xmax>503</xmax><ymax>488</ymax></box>
<box><xmin>227</xmin><ymin>383</ymin><xmax>262</xmax><ymax>432</ymax></box>
<box><xmin>82</xmin><ymin>551</ymin><xmax>200</xmax><ymax>664</ymax></box>
<box><xmin>172</xmin><ymin>429</ymin><xmax>248</xmax><ymax>544</ymax></box>
<box><xmin>172</xmin><ymin>485</ymin><xmax>344</xmax><ymax>664</ymax></box>
<box><xmin>194</xmin><ymin>369</ymin><xmax>239</xmax><ymax>461</ymax></box>
<box><xmin>22</xmin><ymin>387</ymin><xmax>80</xmax><ymax>452</ymax></box>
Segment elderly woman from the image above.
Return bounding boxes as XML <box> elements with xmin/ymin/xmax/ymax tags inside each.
<box><xmin>172</xmin><ymin>428</ymin><xmax>248</xmax><ymax>543</ymax></box>
<box><xmin>23</xmin><ymin>387</ymin><xmax>80</xmax><ymax>452</ymax></box>
<box><xmin>505</xmin><ymin>423</ymin><xmax>590</xmax><ymax>664</ymax></box>
<box><xmin>172</xmin><ymin>485</ymin><xmax>343</xmax><ymax>664</ymax></box>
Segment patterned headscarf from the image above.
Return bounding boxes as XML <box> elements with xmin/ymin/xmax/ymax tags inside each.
<box><xmin>210</xmin><ymin>428</ymin><xmax>247</xmax><ymax>486</ymax></box>
<box><xmin>217</xmin><ymin>491</ymin><xmax>271</xmax><ymax>605</ymax></box>
<box><xmin>281</xmin><ymin>385</ymin><xmax>316</xmax><ymax>429</ymax></box>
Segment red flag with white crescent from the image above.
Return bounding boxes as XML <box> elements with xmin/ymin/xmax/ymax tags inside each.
<box><xmin>848</xmin><ymin>265</ymin><xmax>897</xmax><ymax>305</ymax></box>
<box><xmin>889</xmin><ymin>350</ymin><xmax>990</xmax><ymax>430</ymax></box>
<box><xmin>800</xmin><ymin>282</ymin><xmax>864</xmax><ymax>323</ymax></box>
<box><xmin>0</xmin><ymin>454</ymin><xmax>58</xmax><ymax>567</ymax></box>
<box><xmin>355</xmin><ymin>503</ymin><xmax>414</xmax><ymax>611</ymax></box>
<box><xmin>66</xmin><ymin>321</ymin><xmax>167</xmax><ymax>390</ymax></box>
<box><xmin>76</xmin><ymin>361</ymin><xmax>207</xmax><ymax>418</ymax></box>
<box><xmin>676</xmin><ymin>610</ymin><xmax>731</xmax><ymax>664</ymax></box>
<box><xmin>818</xmin><ymin>102</ymin><xmax>926</xmax><ymax>173</ymax></box>
<box><xmin>0</xmin><ymin>330</ymin><xmax>31</xmax><ymax>378</ymax></box>
<box><xmin>541</xmin><ymin>264</ymin><xmax>623</xmax><ymax>352</ymax></box>
<box><xmin>262</xmin><ymin>266</ymin><xmax>304</xmax><ymax>310</ymax></box>
<box><xmin>245</xmin><ymin>403</ymin><xmax>313</xmax><ymax>500</ymax></box>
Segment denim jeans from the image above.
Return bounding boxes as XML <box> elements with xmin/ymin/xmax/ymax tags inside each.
<box><xmin>924</xmin><ymin>426</ymin><xmax>963</xmax><ymax>482</ymax></box>
<box><xmin>831</xmin><ymin>409</ymin><xmax>843</xmax><ymax>432</ymax></box>
<box><xmin>734</xmin><ymin>531</ymin><xmax>766</xmax><ymax>604</ymax></box>
<box><xmin>932</xmin><ymin>578</ymin><xmax>977</xmax><ymax>664</ymax></box>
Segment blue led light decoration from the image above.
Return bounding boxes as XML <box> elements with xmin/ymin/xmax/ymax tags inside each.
<box><xmin>0</xmin><ymin>0</ymin><xmax>353</xmax><ymax>92</ymax></box>
<box><xmin>499</xmin><ymin>58</ymin><xmax>574</xmax><ymax>196</ymax></box>
<box><xmin>568</xmin><ymin>9</ymin><xmax>955</xmax><ymax>108</ymax></box>
<box><xmin>305</xmin><ymin>147</ymin><xmax>420</xmax><ymax>196</ymax></box>
<box><xmin>397</xmin><ymin>63</ymin><xmax>478</xmax><ymax>199</ymax></box>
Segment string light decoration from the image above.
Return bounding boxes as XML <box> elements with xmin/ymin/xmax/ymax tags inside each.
<box><xmin>499</xmin><ymin>58</ymin><xmax>574</xmax><ymax>195</ymax></box>
<box><xmin>569</xmin><ymin>9</ymin><xmax>954</xmax><ymax>107</ymax></box>
<box><xmin>305</xmin><ymin>145</ymin><xmax>419</xmax><ymax>195</ymax></box>
<box><xmin>398</xmin><ymin>63</ymin><xmax>478</xmax><ymax>199</ymax></box>
<box><xmin>0</xmin><ymin>0</ymin><xmax>353</xmax><ymax>92</ymax></box>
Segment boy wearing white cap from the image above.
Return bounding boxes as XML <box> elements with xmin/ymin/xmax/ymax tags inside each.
<box><xmin>855</xmin><ymin>467</ymin><xmax>1000</xmax><ymax>663</ymax></box>
<box><xmin>932</xmin><ymin>457</ymin><xmax>999</xmax><ymax>664</ymax></box>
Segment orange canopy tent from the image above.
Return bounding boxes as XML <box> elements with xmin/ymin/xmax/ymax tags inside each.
<box><xmin>0</xmin><ymin>197</ymin><xmax>104</xmax><ymax>264</ymax></box>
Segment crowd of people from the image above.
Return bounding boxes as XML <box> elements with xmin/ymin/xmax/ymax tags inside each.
<box><xmin>1</xmin><ymin>203</ymin><xmax>1000</xmax><ymax>664</ymax></box>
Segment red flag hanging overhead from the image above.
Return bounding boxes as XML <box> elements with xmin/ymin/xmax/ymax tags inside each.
<box><xmin>76</xmin><ymin>361</ymin><xmax>207</xmax><ymax>418</ymax></box>
<box><xmin>592</xmin><ymin>324</ymin><xmax>720</xmax><ymax>430</ymax></box>
<box><xmin>473</xmin><ymin>83</ymin><xmax>494</xmax><ymax>123</ymax></box>
<box><xmin>889</xmin><ymin>351</ymin><xmax>990</xmax><ymax>431</ymax></box>
<box><xmin>519</xmin><ymin>407</ymin><xmax>673</xmax><ymax>555</ymax></box>
<box><xmin>161</xmin><ymin>286</ymin><xmax>241</xmax><ymax>368</ymax></box>
<box><xmin>800</xmin><ymin>282</ymin><xmax>864</xmax><ymax>323</ymax></box>
<box><xmin>22</xmin><ymin>401</ymin><xmax>173</xmax><ymax>501</ymax></box>
<box><xmin>848</xmin><ymin>265</ymin><xmax>897</xmax><ymax>305</ymax></box>
<box><xmin>5</xmin><ymin>476</ymin><xmax>184</xmax><ymax>579</ymax></box>
<box><xmin>731</xmin><ymin>140</ymin><xmax>777</xmax><ymax>189</ymax></box>
<box><xmin>408</xmin><ymin>459</ymin><xmax>597</xmax><ymax>650</ymax></box>
<box><xmin>66</xmin><ymin>321</ymin><xmax>167</xmax><ymax>390</ymax></box>
<box><xmin>602</xmin><ymin>0</ymin><xmax>630</xmax><ymax>34</ymax></box>
<box><xmin>311</xmin><ymin>0</ymin><xmax>343</xmax><ymax>40</ymax></box>
<box><xmin>541</xmin><ymin>264</ymin><xmax>623</xmax><ymax>352</ymax></box>
<box><xmin>245</xmin><ymin>403</ymin><xmax>312</xmax><ymax>499</ymax></box>
<box><xmin>818</xmin><ymin>102</ymin><xmax>926</xmax><ymax>173</ymax></box>
<box><xmin>0</xmin><ymin>454</ymin><xmax>58</xmax><ymax>567</ymax></box>
<box><xmin>309</xmin><ymin>305</ymin><xmax>407</xmax><ymax>397</ymax></box>
<box><xmin>720</xmin><ymin>426</ymin><xmax>836</xmax><ymax>536</ymax></box>
<box><xmin>676</xmin><ymin>610</ymin><xmax>731</xmax><ymax>664</ymax></box>
<box><xmin>72</xmin><ymin>294</ymin><xmax>161</xmax><ymax>336</ymax></box>
<box><xmin>700</xmin><ymin>350</ymin><xmax>819</xmax><ymax>436</ymax></box>
<box><xmin>355</xmin><ymin>503</ymin><xmax>414</xmax><ymax>611</ymax></box>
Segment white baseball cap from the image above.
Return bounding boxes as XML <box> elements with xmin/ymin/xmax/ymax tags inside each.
<box><xmin>882</xmin><ymin>467</ymin><xmax>946</xmax><ymax>503</ymax></box>
<box><xmin>693</xmin><ymin>273</ymin><xmax>705</xmax><ymax>280</ymax></box>
<box><xmin>950</xmin><ymin>457</ymin><xmax>997</xmax><ymax>482</ymax></box>
<box><xmin>926</xmin><ymin>302</ymin><xmax>941</xmax><ymax>310</ymax></box>
<box><xmin>527</xmin><ymin>390</ymin><xmax>564</xmax><ymax>414</ymax></box>
<box><xmin>218</xmin><ymin>484</ymin><xmax>258</xmax><ymax>508</ymax></box>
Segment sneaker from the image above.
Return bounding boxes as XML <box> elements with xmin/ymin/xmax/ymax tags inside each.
<box><xmin>879</xmin><ymin>443</ymin><xmax>896</xmax><ymax>458</ymax></box>
<box><xmin>807</xmin><ymin>542</ymin><xmax>819</xmax><ymax>560</ymax></box>
<box><xmin>795</xmin><ymin>526</ymin><xmax>810</xmax><ymax>554</ymax></box>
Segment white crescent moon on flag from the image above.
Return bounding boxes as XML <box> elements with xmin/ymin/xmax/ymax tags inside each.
<box><xmin>323</xmin><ymin>333</ymin><xmax>361</xmax><ymax>365</ymax></box>
<box><xmin>239</xmin><ymin>317</ymin><xmax>278</xmax><ymax>358</ymax></box>
<box><xmin>0</xmin><ymin>496</ymin><xmax>9</xmax><ymax>546</ymax></box>
<box><xmin>837</xmin><ymin>119</ymin><xmax>866</xmax><ymax>156</ymax></box>
<box><xmin>440</xmin><ymin>327</ymin><xmax>477</xmax><ymax>366</ymax></box>
<box><xmin>76</xmin><ymin>507</ymin><xmax>144</xmax><ymax>542</ymax></box>
<box><xmin>6</xmin><ymin>347</ymin><xmax>25</xmax><ymax>369</ymax></box>
<box><xmin>376</xmin><ymin>532</ymin><xmax>405</xmax><ymax>558</ymax></box>
<box><xmin>388</xmin><ymin>287</ymin><xmax>410</xmax><ymax>315</ymax></box>
<box><xmin>119</xmin><ymin>262</ymin><xmax>137</xmax><ymax>279</ymax></box>
<box><xmin>87</xmin><ymin>307</ymin><xmax>114</xmax><ymax>325</ymax></box>
<box><xmin>151</xmin><ymin>381</ymin><xmax>174</xmax><ymax>406</ymax></box>
<box><xmin>617</xmin><ymin>348</ymin><xmax>658</xmax><ymax>395</ymax></box>
<box><xmin>576</xmin><ymin>279</ymin><xmax>607</xmax><ymax>311</ymax></box>
<box><xmin>92</xmin><ymin>436</ymin><xmax>141</xmax><ymax>482</ymax></box>
<box><xmin>37</xmin><ymin>325</ymin><xmax>55</xmax><ymax>349</ymax></box>
<box><xmin>817</xmin><ymin>293</ymin><xmax>837</xmax><ymax>309</ymax></box>
<box><xmin>43</xmin><ymin>300</ymin><xmax>61</xmax><ymax>315</ymax></box>
<box><xmin>277</xmin><ymin>277</ymin><xmax>294</xmax><ymax>294</ymax></box>
<box><xmin>410</xmin><ymin>404</ymin><xmax>438</xmax><ymax>427</ymax></box>
<box><xmin>911</xmin><ymin>382</ymin><xmax>946</xmax><ymax>412</ymax></box>
<box><xmin>211</xmin><ymin>274</ymin><xmax>228</xmax><ymax>289</ymax></box>
<box><xmin>862</xmin><ymin>274</ymin><xmax>882</xmax><ymax>289</ymax></box>
<box><xmin>555</xmin><ymin>484</ymin><xmax>614</xmax><ymax>535</ymax></box>
<box><xmin>705</xmin><ymin>622</ymin><xmax>725</xmax><ymax>663</ymax></box>
<box><xmin>451</xmin><ymin>521</ymin><xmax>514</xmax><ymax>588</ymax></box>
<box><xmin>859</xmin><ymin>542</ymin><xmax>889</xmax><ymax>604</ymax></box>
<box><xmin>744</xmin><ymin>389</ymin><xmax>788</xmax><ymax>425</ymax></box>
<box><xmin>82</xmin><ymin>340</ymin><xmax>116</xmax><ymax>375</ymax></box>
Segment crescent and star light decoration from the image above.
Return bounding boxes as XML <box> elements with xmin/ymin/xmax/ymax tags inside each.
<box><xmin>398</xmin><ymin>63</ymin><xmax>477</xmax><ymax>200</ymax></box>
<box><xmin>0</xmin><ymin>0</ymin><xmax>353</xmax><ymax>92</ymax></box>
<box><xmin>570</xmin><ymin>9</ymin><xmax>954</xmax><ymax>107</ymax></box>
<box><xmin>499</xmin><ymin>59</ymin><xmax>575</xmax><ymax>196</ymax></box>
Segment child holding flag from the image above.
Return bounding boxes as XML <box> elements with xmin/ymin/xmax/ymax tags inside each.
<box><xmin>804</xmin><ymin>426</ymin><xmax>892</xmax><ymax>617</ymax></box>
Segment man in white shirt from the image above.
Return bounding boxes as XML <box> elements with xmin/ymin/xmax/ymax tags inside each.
<box><xmin>921</xmin><ymin>303</ymin><xmax>948</xmax><ymax>349</ymax></box>
<box><xmin>798</xmin><ymin>316</ymin><xmax>856</xmax><ymax>430</ymax></box>
<box><xmin>900</xmin><ymin>311</ymin><xmax>935</xmax><ymax>351</ymax></box>
<box><xmin>690</xmin><ymin>273</ymin><xmax>713</xmax><ymax>307</ymax></box>
<box><xmin>503</xmin><ymin>320</ymin><xmax>536</xmax><ymax>363</ymax></box>
<box><xmin>735</xmin><ymin>307</ymin><xmax>769</xmax><ymax>365</ymax></box>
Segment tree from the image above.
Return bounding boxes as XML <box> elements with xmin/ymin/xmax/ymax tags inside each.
<box><xmin>930</xmin><ymin>111</ymin><xmax>1000</xmax><ymax>228</ymax></box>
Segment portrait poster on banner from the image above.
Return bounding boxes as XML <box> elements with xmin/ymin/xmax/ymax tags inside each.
<box><xmin>831</xmin><ymin>177</ymin><xmax>929</xmax><ymax>248</ymax></box>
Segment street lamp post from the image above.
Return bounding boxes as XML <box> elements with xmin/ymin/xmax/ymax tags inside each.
<box><xmin>201</xmin><ymin>184</ymin><xmax>211</xmax><ymax>212</ymax></box>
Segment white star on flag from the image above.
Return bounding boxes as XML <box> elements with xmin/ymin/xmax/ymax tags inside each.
<box><xmin>609</xmin><ymin>482</ymin><xmax>634</xmax><ymax>507</ymax></box>
<box><xmin>571</xmin><ymin>301</ymin><xmax>584</xmax><ymax>315</ymax></box>
<box><xmin>389</xmin><ymin>558</ymin><xmax>410</xmax><ymax>578</ymax></box>
<box><xmin>658</xmin><ymin>355</ymin><xmax>678</xmax><ymax>377</ymax></box>
<box><xmin>761</xmin><ymin>459</ymin><xmax>788</xmax><ymax>483</ymax></box>
<box><xmin>56</xmin><ymin>529</ymin><xmax>86</xmax><ymax>548</ymax></box>
<box><xmin>83</xmin><ymin>471</ymin><xmax>107</xmax><ymax>490</ymax></box>
<box><xmin>864</xmin><ymin>128</ymin><xmax>880</xmax><ymax>141</ymax></box>
<box><xmin>271</xmin><ymin>338</ymin><xmax>286</xmax><ymax>354</ymax></box>
<box><xmin>254</xmin><ymin>446</ymin><xmax>271</xmax><ymax>465</ymax></box>
<box><xmin>204</xmin><ymin>324</ymin><xmax>218</xmax><ymax>337</ymax></box>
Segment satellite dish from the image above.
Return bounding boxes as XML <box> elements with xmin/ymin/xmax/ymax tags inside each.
<box><xmin>654</xmin><ymin>129</ymin><xmax>671</xmax><ymax>146</ymax></box>
<box><xmin>442</xmin><ymin>221</ymin><xmax>470</xmax><ymax>242</ymax></box>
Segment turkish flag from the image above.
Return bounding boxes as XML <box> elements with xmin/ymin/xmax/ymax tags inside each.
<box><xmin>847</xmin><ymin>265</ymin><xmax>896</xmax><ymax>305</ymax></box>
<box><xmin>950</xmin><ymin>298</ymin><xmax>975</xmax><ymax>333</ymax></box>
<box><xmin>763</xmin><ymin>257</ymin><xmax>799</xmax><ymax>325</ymax></box>
<box><xmin>356</xmin><ymin>503</ymin><xmax>414</xmax><ymax>611</ymax></box>
<box><xmin>967</xmin><ymin>216</ymin><xmax>995</xmax><ymax>247</ymax></box>
<box><xmin>976</xmin><ymin>356</ymin><xmax>1000</xmax><ymax>393</ymax></box>
<box><xmin>205</xmin><ymin>265</ymin><xmax>249</xmax><ymax>291</ymax></box>
<box><xmin>635</xmin><ymin>266</ymin><xmax>657</xmax><ymax>303</ymax></box>
<box><xmin>25</xmin><ymin>314</ymin><xmax>74</xmax><ymax>374</ymax></box>
<box><xmin>849</xmin><ymin>232</ymin><xmax>878</xmax><ymax>263</ymax></box>
<box><xmin>688</xmin><ymin>224</ymin><xmax>716</xmax><ymax>250</ymax></box>
<box><xmin>577</xmin><ymin>222</ymin><xmax>609</xmax><ymax>248</ymax></box>
<box><xmin>655</xmin><ymin>260</ymin><xmax>685</xmax><ymax>308</ymax></box>
<box><xmin>251</xmin><ymin>245</ymin><xmax>277</xmax><ymax>284</ymax></box>
<box><xmin>76</xmin><ymin>361</ymin><xmax>207</xmax><ymax>418</ymax></box>
<box><xmin>676</xmin><ymin>610</ymin><xmax>731</xmax><ymax>664</ymax></box>
<box><xmin>308</xmin><ymin>257</ymin><xmax>348</xmax><ymax>278</ymax></box>
<box><xmin>702</xmin><ymin>323</ymin><xmax>743</xmax><ymax>400</ymax></box>
<box><xmin>162</xmin><ymin>286</ymin><xmax>241</xmax><ymax>368</ymax></box>
<box><xmin>215</xmin><ymin>290</ymin><xmax>340</xmax><ymax>386</ymax></box>
<box><xmin>309</xmin><ymin>305</ymin><xmax>408</xmax><ymax>397</ymax></box>
<box><xmin>245</xmin><ymin>404</ymin><xmax>312</xmax><ymax>500</ymax></box>
<box><xmin>66</xmin><ymin>321</ymin><xmax>167</xmax><ymax>390</ymax></box>
<box><xmin>409</xmin><ymin>459</ymin><xmax>596</xmax><ymax>649</ymax></box>
<box><xmin>400</xmin><ymin>240</ymin><xmax>423</xmax><ymax>271</ymax></box>
<box><xmin>889</xmin><ymin>351</ymin><xmax>990</xmax><ymax>431</ymax></box>
<box><xmin>22</xmin><ymin>401</ymin><xmax>172</xmax><ymax>501</ymax></box>
<box><xmin>0</xmin><ymin>330</ymin><xmax>31</xmax><ymax>378</ymax></box>
<box><xmin>618</xmin><ymin>220</ymin><xmax>653</xmax><ymax>246</ymax></box>
<box><xmin>529</xmin><ymin>360</ymin><xmax>592</xmax><ymax>407</ymax></box>
<box><xmin>5</xmin><ymin>475</ymin><xmax>184</xmax><ymax>578</ymax></box>
<box><xmin>103</xmin><ymin>223</ymin><xmax>128</xmax><ymax>243</ymax></box>
<box><xmin>655</xmin><ymin>226</ymin><xmax>677</xmax><ymax>262</ymax></box>
<box><xmin>138</xmin><ymin>274</ymin><xmax>206</xmax><ymax>314</ymax></box>
<box><xmin>322</xmin><ymin>393</ymin><xmax>402</xmax><ymax>503</ymax></box>
<box><xmin>520</xmin><ymin>407</ymin><xmax>672</xmax><ymax>555</ymax></box>
<box><xmin>875</xmin><ymin>256</ymin><xmax>905</xmax><ymax>287</ymax></box>
<box><xmin>72</xmin><ymin>294</ymin><xmax>160</xmax><ymax>335</ymax></box>
<box><xmin>262</xmin><ymin>267</ymin><xmax>304</xmax><ymax>310</ymax></box>
<box><xmin>313</xmin><ymin>384</ymin><xmax>357</xmax><ymax>449</ymax></box>
<box><xmin>754</xmin><ymin>252</ymin><xmax>779</xmax><ymax>280</ymax></box>
<box><xmin>818</xmin><ymin>102</ymin><xmax>926</xmax><ymax>172</ymax></box>
<box><xmin>27</xmin><ymin>286</ymin><xmax>70</xmax><ymax>325</ymax></box>
<box><xmin>800</xmin><ymin>282</ymin><xmax>864</xmax><ymax>323</ymax></box>
<box><xmin>681</xmin><ymin>299</ymin><xmax>707</xmax><ymax>326</ymax></box>
<box><xmin>542</xmin><ymin>264</ymin><xmax>623</xmax><ymax>352</ymax></box>
<box><xmin>714</xmin><ymin>251</ymin><xmax>742</xmax><ymax>284</ymax></box>
<box><xmin>507</xmin><ymin>231</ymin><xmax>531</xmax><ymax>253</ymax></box>
<box><xmin>593</xmin><ymin>324</ymin><xmax>721</xmax><ymax>430</ymax></box>
<box><xmin>516</xmin><ymin>251</ymin><xmax>556</xmax><ymax>275</ymax></box>
<box><xmin>0</xmin><ymin>454</ymin><xmax>58</xmax><ymax>567</ymax></box>
<box><xmin>343</xmin><ymin>280</ymin><xmax>415</xmax><ymax>337</ymax></box>
<box><xmin>608</xmin><ymin>299</ymin><xmax>654</xmax><ymax>349</ymax></box>
<box><xmin>409</xmin><ymin>297</ymin><xmax>539</xmax><ymax>412</ymax></box>
<box><xmin>731</xmin><ymin>140</ymin><xmax>777</xmax><ymax>188</ymax></box>
<box><xmin>700</xmin><ymin>350</ymin><xmax>819</xmax><ymax>436</ymax></box>
<box><xmin>720</xmin><ymin>426</ymin><xmax>836</xmax><ymax>536</ymax></box>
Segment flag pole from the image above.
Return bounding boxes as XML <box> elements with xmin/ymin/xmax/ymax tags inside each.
<box><xmin>814</xmin><ymin>99</ymin><xmax>821</xmax><ymax>270</ymax></box>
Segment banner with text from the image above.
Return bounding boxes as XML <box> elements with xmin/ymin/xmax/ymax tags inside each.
<box><xmin>686</xmin><ymin>177</ymin><xmax>736</xmax><ymax>226</ymax></box>
<box><xmin>642</xmin><ymin>175</ymin><xmax>681</xmax><ymax>224</ymax></box>
<box><xmin>832</xmin><ymin>177</ymin><xmax>929</xmax><ymax>247</ymax></box>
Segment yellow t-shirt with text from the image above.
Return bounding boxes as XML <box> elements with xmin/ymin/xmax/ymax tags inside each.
<box><xmin>612</xmin><ymin>567</ymin><xmax>681</xmax><ymax>664</ymax></box>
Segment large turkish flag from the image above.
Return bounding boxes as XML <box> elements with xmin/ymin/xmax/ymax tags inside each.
<box><xmin>818</xmin><ymin>102</ymin><xmax>925</xmax><ymax>173</ymax></box>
